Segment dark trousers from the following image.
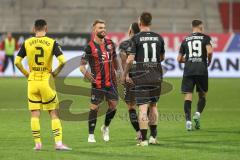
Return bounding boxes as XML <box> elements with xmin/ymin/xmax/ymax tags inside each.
<box><xmin>3</xmin><ymin>55</ymin><xmax>15</xmax><ymax>73</ymax></box>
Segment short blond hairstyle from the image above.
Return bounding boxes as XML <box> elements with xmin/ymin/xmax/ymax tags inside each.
<box><xmin>92</xmin><ymin>19</ymin><xmax>105</xmax><ymax>27</ymax></box>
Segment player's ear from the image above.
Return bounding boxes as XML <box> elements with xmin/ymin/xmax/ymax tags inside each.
<box><xmin>45</xmin><ymin>26</ymin><xmax>48</xmax><ymax>33</ymax></box>
<box><xmin>32</xmin><ymin>27</ymin><xmax>35</xmax><ymax>33</ymax></box>
<box><xmin>128</xmin><ymin>29</ymin><xmax>132</xmax><ymax>37</ymax></box>
<box><xmin>201</xmin><ymin>26</ymin><xmax>204</xmax><ymax>32</ymax></box>
<box><xmin>199</xmin><ymin>24</ymin><xmax>204</xmax><ymax>32</ymax></box>
<box><xmin>92</xmin><ymin>26</ymin><xmax>95</xmax><ymax>33</ymax></box>
<box><xmin>139</xmin><ymin>22</ymin><xmax>142</xmax><ymax>29</ymax></box>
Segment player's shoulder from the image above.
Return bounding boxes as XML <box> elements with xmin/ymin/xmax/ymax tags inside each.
<box><xmin>24</xmin><ymin>36</ymin><xmax>34</xmax><ymax>44</ymax></box>
<box><xmin>85</xmin><ymin>39</ymin><xmax>95</xmax><ymax>50</ymax></box>
<box><xmin>202</xmin><ymin>33</ymin><xmax>211</xmax><ymax>40</ymax></box>
<box><xmin>149</xmin><ymin>31</ymin><xmax>161</xmax><ymax>36</ymax></box>
<box><xmin>185</xmin><ymin>33</ymin><xmax>194</xmax><ymax>39</ymax></box>
<box><xmin>119</xmin><ymin>39</ymin><xmax>131</xmax><ymax>50</ymax></box>
<box><xmin>192</xmin><ymin>32</ymin><xmax>211</xmax><ymax>39</ymax></box>
<box><xmin>84</xmin><ymin>40</ymin><xmax>94</xmax><ymax>53</ymax></box>
<box><xmin>104</xmin><ymin>38</ymin><xmax>116</xmax><ymax>51</ymax></box>
<box><xmin>120</xmin><ymin>39</ymin><xmax>130</xmax><ymax>46</ymax></box>
<box><xmin>24</xmin><ymin>37</ymin><xmax>35</xmax><ymax>47</ymax></box>
<box><xmin>134</xmin><ymin>31</ymin><xmax>163</xmax><ymax>40</ymax></box>
<box><xmin>131</xmin><ymin>32</ymin><xmax>142</xmax><ymax>40</ymax></box>
<box><xmin>148</xmin><ymin>31</ymin><xmax>164</xmax><ymax>39</ymax></box>
<box><xmin>104</xmin><ymin>38</ymin><xmax>115</xmax><ymax>45</ymax></box>
<box><xmin>44</xmin><ymin>36</ymin><xmax>56</xmax><ymax>43</ymax></box>
<box><xmin>183</xmin><ymin>33</ymin><xmax>198</xmax><ymax>42</ymax></box>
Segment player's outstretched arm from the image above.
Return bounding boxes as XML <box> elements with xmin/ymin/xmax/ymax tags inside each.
<box><xmin>14</xmin><ymin>56</ymin><xmax>29</xmax><ymax>77</ymax></box>
<box><xmin>52</xmin><ymin>55</ymin><xmax>66</xmax><ymax>77</ymax></box>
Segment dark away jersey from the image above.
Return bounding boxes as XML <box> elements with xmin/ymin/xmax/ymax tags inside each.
<box><xmin>179</xmin><ymin>32</ymin><xmax>212</xmax><ymax>76</ymax></box>
<box><xmin>128</xmin><ymin>31</ymin><xmax>165</xmax><ymax>84</ymax></box>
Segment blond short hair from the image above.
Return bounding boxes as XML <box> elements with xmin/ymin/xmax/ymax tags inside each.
<box><xmin>92</xmin><ymin>19</ymin><xmax>105</xmax><ymax>27</ymax></box>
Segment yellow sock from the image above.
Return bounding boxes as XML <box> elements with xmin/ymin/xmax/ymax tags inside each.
<box><xmin>31</xmin><ymin>117</ymin><xmax>41</xmax><ymax>143</ymax></box>
<box><xmin>51</xmin><ymin>119</ymin><xmax>62</xmax><ymax>143</ymax></box>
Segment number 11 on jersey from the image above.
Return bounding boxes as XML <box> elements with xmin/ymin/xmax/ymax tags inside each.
<box><xmin>143</xmin><ymin>43</ymin><xmax>157</xmax><ymax>62</ymax></box>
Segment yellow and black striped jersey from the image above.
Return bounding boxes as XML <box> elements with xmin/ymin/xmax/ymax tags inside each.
<box><xmin>17</xmin><ymin>36</ymin><xmax>63</xmax><ymax>80</ymax></box>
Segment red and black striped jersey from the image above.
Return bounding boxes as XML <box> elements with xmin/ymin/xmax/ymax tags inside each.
<box><xmin>81</xmin><ymin>38</ymin><xmax>117</xmax><ymax>88</ymax></box>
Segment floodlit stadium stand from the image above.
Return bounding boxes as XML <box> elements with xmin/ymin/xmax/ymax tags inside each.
<box><xmin>0</xmin><ymin>0</ymin><xmax>227</xmax><ymax>33</ymax></box>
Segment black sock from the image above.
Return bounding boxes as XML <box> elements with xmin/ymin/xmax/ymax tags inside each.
<box><xmin>150</xmin><ymin>125</ymin><xmax>157</xmax><ymax>138</ymax></box>
<box><xmin>140</xmin><ymin>129</ymin><xmax>148</xmax><ymax>141</ymax></box>
<box><xmin>197</xmin><ymin>97</ymin><xmax>206</xmax><ymax>113</ymax></box>
<box><xmin>129</xmin><ymin>109</ymin><xmax>140</xmax><ymax>132</ymax></box>
<box><xmin>88</xmin><ymin>109</ymin><xmax>98</xmax><ymax>134</ymax></box>
<box><xmin>184</xmin><ymin>100</ymin><xmax>192</xmax><ymax>121</ymax></box>
<box><xmin>104</xmin><ymin>109</ymin><xmax>116</xmax><ymax>127</ymax></box>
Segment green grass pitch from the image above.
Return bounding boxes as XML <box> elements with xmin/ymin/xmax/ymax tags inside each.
<box><xmin>0</xmin><ymin>77</ymin><xmax>239</xmax><ymax>160</ymax></box>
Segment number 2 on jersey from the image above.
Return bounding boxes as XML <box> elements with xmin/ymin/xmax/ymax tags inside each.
<box><xmin>143</xmin><ymin>43</ymin><xmax>157</xmax><ymax>62</ymax></box>
<box><xmin>187</xmin><ymin>40</ymin><xmax>202</xmax><ymax>58</ymax></box>
<box><xmin>35</xmin><ymin>47</ymin><xmax>44</xmax><ymax>65</ymax></box>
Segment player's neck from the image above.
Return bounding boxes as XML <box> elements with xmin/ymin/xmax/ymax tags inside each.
<box><xmin>192</xmin><ymin>29</ymin><xmax>202</xmax><ymax>33</ymax></box>
<box><xmin>140</xmin><ymin>27</ymin><xmax>151</xmax><ymax>32</ymax></box>
<box><xmin>94</xmin><ymin>36</ymin><xmax>104</xmax><ymax>44</ymax></box>
<box><xmin>35</xmin><ymin>31</ymin><xmax>46</xmax><ymax>37</ymax></box>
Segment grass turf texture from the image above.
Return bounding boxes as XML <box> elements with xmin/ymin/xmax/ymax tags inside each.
<box><xmin>0</xmin><ymin>77</ymin><xmax>239</xmax><ymax>160</ymax></box>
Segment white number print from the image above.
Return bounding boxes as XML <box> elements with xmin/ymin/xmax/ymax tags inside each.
<box><xmin>143</xmin><ymin>43</ymin><xmax>157</xmax><ymax>62</ymax></box>
<box><xmin>187</xmin><ymin>40</ymin><xmax>202</xmax><ymax>58</ymax></box>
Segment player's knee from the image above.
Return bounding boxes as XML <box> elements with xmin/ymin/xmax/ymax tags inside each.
<box><xmin>184</xmin><ymin>93</ymin><xmax>193</xmax><ymax>101</ymax></box>
<box><xmin>149</xmin><ymin>102</ymin><xmax>157</xmax><ymax>108</ymax></box>
<box><xmin>198</xmin><ymin>92</ymin><xmax>207</xmax><ymax>98</ymax></box>
<box><xmin>139</xmin><ymin>104</ymin><xmax>148</xmax><ymax>112</ymax></box>
<box><xmin>31</xmin><ymin>110</ymin><xmax>41</xmax><ymax>118</ymax></box>
<box><xmin>149</xmin><ymin>118</ymin><xmax>158</xmax><ymax>125</ymax></box>
<box><xmin>108</xmin><ymin>105</ymin><xmax>117</xmax><ymax>110</ymax></box>
<box><xmin>139</xmin><ymin>113</ymin><xmax>149</xmax><ymax>125</ymax></box>
<box><xmin>48</xmin><ymin>109</ymin><xmax>59</xmax><ymax>119</ymax></box>
<box><xmin>127</xmin><ymin>102</ymin><xmax>136</xmax><ymax>110</ymax></box>
<box><xmin>108</xmin><ymin>100</ymin><xmax>118</xmax><ymax>110</ymax></box>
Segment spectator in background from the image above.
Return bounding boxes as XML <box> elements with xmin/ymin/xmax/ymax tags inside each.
<box><xmin>0</xmin><ymin>32</ymin><xmax>19</xmax><ymax>76</ymax></box>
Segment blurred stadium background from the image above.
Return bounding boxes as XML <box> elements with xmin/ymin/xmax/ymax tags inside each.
<box><xmin>0</xmin><ymin>0</ymin><xmax>240</xmax><ymax>77</ymax></box>
<box><xmin>0</xmin><ymin>0</ymin><xmax>240</xmax><ymax>33</ymax></box>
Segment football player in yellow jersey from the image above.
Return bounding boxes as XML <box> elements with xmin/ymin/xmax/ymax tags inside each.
<box><xmin>14</xmin><ymin>19</ymin><xmax>71</xmax><ymax>151</ymax></box>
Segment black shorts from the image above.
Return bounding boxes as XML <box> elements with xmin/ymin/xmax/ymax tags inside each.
<box><xmin>91</xmin><ymin>85</ymin><xmax>118</xmax><ymax>105</ymax></box>
<box><xmin>132</xmin><ymin>82</ymin><xmax>161</xmax><ymax>105</ymax></box>
<box><xmin>181</xmin><ymin>75</ymin><xmax>208</xmax><ymax>93</ymax></box>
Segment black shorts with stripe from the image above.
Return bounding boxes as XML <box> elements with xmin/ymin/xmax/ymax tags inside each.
<box><xmin>91</xmin><ymin>85</ymin><xmax>118</xmax><ymax>105</ymax></box>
